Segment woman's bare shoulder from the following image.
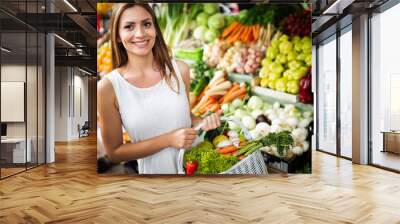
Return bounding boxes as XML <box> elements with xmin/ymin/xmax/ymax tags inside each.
<box><xmin>98</xmin><ymin>76</ymin><xmax>113</xmax><ymax>94</ymax></box>
<box><xmin>97</xmin><ymin>74</ymin><xmax>117</xmax><ymax>106</ymax></box>
<box><xmin>175</xmin><ymin>59</ymin><xmax>190</xmax><ymax>83</ymax></box>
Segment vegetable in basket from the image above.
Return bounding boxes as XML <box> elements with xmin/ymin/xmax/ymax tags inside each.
<box><xmin>184</xmin><ymin>139</ymin><xmax>238</xmax><ymax>174</ymax></box>
<box><xmin>186</xmin><ymin>160</ymin><xmax>198</xmax><ymax>175</ymax></box>
<box><xmin>259</xmin><ymin>131</ymin><xmax>294</xmax><ymax>157</ymax></box>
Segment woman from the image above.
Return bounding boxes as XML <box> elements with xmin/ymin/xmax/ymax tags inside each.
<box><xmin>97</xmin><ymin>3</ymin><xmax>222</xmax><ymax>174</ymax></box>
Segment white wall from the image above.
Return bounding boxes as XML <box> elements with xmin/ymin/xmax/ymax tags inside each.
<box><xmin>1</xmin><ymin>65</ymin><xmax>38</xmax><ymax>137</ymax></box>
<box><xmin>54</xmin><ymin>67</ymin><xmax>89</xmax><ymax>141</ymax></box>
<box><xmin>1</xmin><ymin>65</ymin><xmax>26</xmax><ymax>138</ymax></box>
<box><xmin>55</xmin><ymin>66</ymin><xmax>69</xmax><ymax>141</ymax></box>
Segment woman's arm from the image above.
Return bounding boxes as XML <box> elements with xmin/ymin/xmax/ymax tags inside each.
<box><xmin>97</xmin><ymin>78</ymin><xmax>196</xmax><ymax>163</ymax></box>
<box><xmin>176</xmin><ymin>60</ymin><xmax>221</xmax><ymax>130</ymax></box>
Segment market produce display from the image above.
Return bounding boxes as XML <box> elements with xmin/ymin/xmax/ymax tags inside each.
<box><xmin>97</xmin><ymin>3</ymin><xmax>113</xmax><ymax>15</ymax></box>
<box><xmin>202</xmin><ymin>40</ymin><xmax>229</xmax><ymax>67</ymax></box>
<box><xmin>98</xmin><ymin>3</ymin><xmax>313</xmax><ymax>174</ymax></box>
<box><xmin>220</xmin><ymin>95</ymin><xmax>312</xmax><ymax>158</ymax></box>
<box><xmin>259</xmin><ymin>33</ymin><xmax>312</xmax><ymax>98</ymax></box>
<box><xmin>183</xmin><ymin>122</ymin><xmax>310</xmax><ymax>174</ymax></box>
<box><xmin>281</xmin><ymin>9</ymin><xmax>312</xmax><ymax>37</ymax></box>
<box><xmin>97</xmin><ymin>41</ymin><xmax>112</xmax><ymax>74</ymax></box>
<box><xmin>193</xmin><ymin>4</ymin><xmax>226</xmax><ymax>43</ymax></box>
<box><xmin>191</xmin><ymin>69</ymin><xmax>248</xmax><ymax>116</ymax></box>
<box><xmin>217</xmin><ymin>42</ymin><xmax>264</xmax><ymax>74</ymax></box>
<box><xmin>219</xmin><ymin>5</ymin><xmax>278</xmax><ymax>45</ymax></box>
<box><xmin>183</xmin><ymin>93</ymin><xmax>313</xmax><ymax>175</ymax></box>
<box><xmin>155</xmin><ymin>3</ymin><xmax>228</xmax><ymax>50</ymax></box>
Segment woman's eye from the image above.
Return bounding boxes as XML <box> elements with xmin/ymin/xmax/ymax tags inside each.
<box><xmin>124</xmin><ymin>25</ymin><xmax>133</xmax><ymax>30</ymax></box>
<box><xmin>144</xmin><ymin>22</ymin><xmax>152</xmax><ymax>28</ymax></box>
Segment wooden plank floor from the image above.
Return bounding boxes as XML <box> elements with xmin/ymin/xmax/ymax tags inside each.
<box><xmin>0</xmin><ymin>135</ymin><xmax>400</xmax><ymax>224</ymax></box>
<box><xmin>372</xmin><ymin>150</ymin><xmax>400</xmax><ymax>171</ymax></box>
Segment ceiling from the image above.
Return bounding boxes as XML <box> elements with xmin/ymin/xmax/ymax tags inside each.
<box><xmin>311</xmin><ymin>0</ymin><xmax>390</xmax><ymax>43</ymax></box>
<box><xmin>0</xmin><ymin>0</ymin><xmax>96</xmax><ymax>75</ymax></box>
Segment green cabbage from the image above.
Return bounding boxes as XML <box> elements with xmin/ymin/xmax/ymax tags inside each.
<box><xmin>208</xmin><ymin>13</ymin><xmax>225</xmax><ymax>30</ymax></box>
<box><xmin>203</xmin><ymin>3</ymin><xmax>219</xmax><ymax>15</ymax></box>
<box><xmin>204</xmin><ymin>29</ymin><xmax>220</xmax><ymax>42</ymax></box>
<box><xmin>196</xmin><ymin>12</ymin><xmax>209</xmax><ymax>26</ymax></box>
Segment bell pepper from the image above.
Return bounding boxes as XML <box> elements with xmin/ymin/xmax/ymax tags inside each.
<box><xmin>299</xmin><ymin>89</ymin><xmax>313</xmax><ymax>103</ymax></box>
<box><xmin>299</xmin><ymin>74</ymin><xmax>311</xmax><ymax>91</ymax></box>
<box><xmin>299</xmin><ymin>74</ymin><xmax>313</xmax><ymax>104</ymax></box>
<box><xmin>186</xmin><ymin>160</ymin><xmax>198</xmax><ymax>175</ymax></box>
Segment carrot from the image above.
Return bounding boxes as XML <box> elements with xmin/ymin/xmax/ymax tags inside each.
<box><xmin>245</xmin><ymin>26</ymin><xmax>253</xmax><ymax>43</ymax></box>
<box><xmin>239</xmin><ymin>26</ymin><xmax>248</xmax><ymax>42</ymax></box>
<box><xmin>249</xmin><ymin>26</ymin><xmax>256</xmax><ymax>42</ymax></box>
<box><xmin>218</xmin><ymin>145</ymin><xmax>237</xmax><ymax>154</ymax></box>
<box><xmin>223</xmin><ymin>25</ymin><xmax>237</xmax><ymax>41</ymax></box>
<box><xmin>248</xmin><ymin>27</ymin><xmax>254</xmax><ymax>43</ymax></box>
<box><xmin>199</xmin><ymin>98</ymin><xmax>216</xmax><ymax>114</ymax></box>
<box><xmin>209</xmin><ymin>103</ymin><xmax>220</xmax><ymax>113</ymax></box>
<box><xmin>201</xmin><ymin>103</ymin><xmax>217</xmax><ymax>114</ymax></box>
<box><xmin>194</xmin><ymin>96</ymin><xmax>213</xmax><ymax>111</ymax></box>
<box><xmin>192</xmin><ymin>96</ymin><xmax>207</xmax><ymax>112</ymax></box>
<box><xmin>257</xmin><ymin>25</ymin><xmax>261</xmax><ymax>40</ymax></box>
<box><xmin>219</xmin><ymin>84</ymin><xmax>240</xmax><ymax>103</ymax></box>
<box><xmin>189</xmin><ymin>92</ymin><xmax>197</xmax><ymax>109</ymax></box>
<box><xmin>243</xmin><ymin>26</ymin><xmax>251</xmax><ymax>43</ymax></box>
<box><xmin>252</xmin><ymin>25</ymin><xmax>258</xmax><ymax>42</ymax></box>
<box><xmin>207</xmin><ymin>81</ymin><xmax>231</xmax><ymax>94</ymax></box>
<box><xmin>221</xmin><ymin>87</ymin><xmax>247</xmax><ymax>104</ymax></box>
<box><xmin>238</xmin><ymin>93</ymin><xmax>247</xmax><ymax>100</ymax></box>
<box><xmin>229</xmin><ymin>23</ymin><xmax>244</xmax><ymax>37</ymax></box>
<box><xmin>204</xmin><ymin>103</ymin><xmax>220</xmax><ymax>114</ymax></box>
<box><xmin>238</xmin><ymin>155</ymin><xmax>245</xmax><ymax>160</ymax></box>
<box><xmin>198</xmin><ymin>84</ymin><xmax>211</xmax><ymax>99</ymax></box>
<box><xmin>205</xmin><ymin>90</ymin><xmax>227</xmax><ymax>97</ymax></box>
<box><xmin>245</xmin><ymin>26</ymin><xmax>253</xmax><ymax>42</ymax></box>
<box><xmin>222</xmin><ymin>21</ymin><xmax>239</xmax><ymax>38</ymax></box>
<box><xmin>227</xmin><ymin>25</ymin><xmax>244</xmax><ymax>44</ymax></box>
<box><xmin>210</xmin><ymin>77</ymin><xmax>226</xmax><ymax>87</ymax></box>
<box><xmin>227</xmin><ymin>83</ymin><xmax>240</xmax><ymax>94</ymax></box>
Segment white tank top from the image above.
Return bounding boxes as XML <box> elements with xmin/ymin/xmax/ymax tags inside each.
<box><xmin>106</xmin><ymin>59</ymin><xmax>192</xmax><ymax>174</ymax></box>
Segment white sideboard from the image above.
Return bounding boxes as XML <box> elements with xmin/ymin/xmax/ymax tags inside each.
<box><xmin>1</xmin><ymin>138</ymin><xmax>32</xmax><ymax>163</ymax></box>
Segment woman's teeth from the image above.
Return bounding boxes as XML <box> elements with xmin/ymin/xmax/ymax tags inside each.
<box><xmin>133</xmin><ymin>40</ymin><xmax>149</xmax><ymax>48</ymax></box>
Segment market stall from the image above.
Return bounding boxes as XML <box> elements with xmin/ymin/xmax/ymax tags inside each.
<box><xmin>97</xmin><ymin>3</ymin><xmax>313</xmax><ymax>175</ymax></box>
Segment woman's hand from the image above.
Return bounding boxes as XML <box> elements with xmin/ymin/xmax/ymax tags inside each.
<box><xmin>201</xmin><ymin>110</ymin><xmax>223</xmax><ymax>131</ymax></box>
<box><xmin>167</xmin><ymin>128</ymin><xmax>198</xmax><ymax>149</ymax></box>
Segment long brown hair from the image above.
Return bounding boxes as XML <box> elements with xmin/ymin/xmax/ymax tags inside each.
<box><xmin>110</xmin><ymin>3</ymin><xmax>179</xmax><ymax>93</ymax></box>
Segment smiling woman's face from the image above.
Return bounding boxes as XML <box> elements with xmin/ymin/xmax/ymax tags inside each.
<box><xmin>118</xmin><ymin>6</ymin><xmax>156</xmax><ymax>57</ymax></box>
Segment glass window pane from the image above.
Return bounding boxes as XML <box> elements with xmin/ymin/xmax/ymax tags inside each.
<box><xmin>340</xmin><ymin>28</ymin><xmax>352</xmax><ymax>158</ymax></box>
<box><xmin>27</xmin><ymin>31</ymin><xmax>38</xmax><ymax>169</ymax></box>
<box><xmin>1</xmin><ymin>32</ymin><xmax>27</xmax><ymax>177</ymax></box>
<box><xmin>371</xmin><ymin>3</ymin><xmax>400</xmax><ymax>171</ymax></box>
<box><xmin>318</xmin><ymin>36</ymin><xmax>337</xmax><ymax>154</ymax></box>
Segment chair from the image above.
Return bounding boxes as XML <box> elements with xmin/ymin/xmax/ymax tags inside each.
<box><xmin>79</xmin><ymin>121</ymin><xmax>90</xmax><ymax>138</ymax></box>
